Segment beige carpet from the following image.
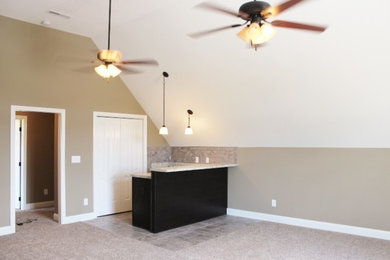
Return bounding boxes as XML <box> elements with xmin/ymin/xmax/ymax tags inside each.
<box><xmin>1</xmin><ymin>208</ymin><xmax>390</xmax><ymax>259</ymax></box>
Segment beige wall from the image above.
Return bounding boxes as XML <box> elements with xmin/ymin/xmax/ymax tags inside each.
<box><xmin>16</xmin><ymin>112</ymin><xmax>55</xmax><ymax>204</ymax></box>
<box><xmin>229</xmin><ymin>148</ymin><xmax>390</xmax><ymax>231</ymax></box>
<box><xmin>0</xmin><ymin>15</ymin><xmax>167</xmax><ymax>227</ymax></box>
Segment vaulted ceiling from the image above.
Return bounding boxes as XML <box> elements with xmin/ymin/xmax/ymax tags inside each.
<box><xmin>1</xmin><ymin>0</ymin><xmax>390</xmax><ymax>147</ymax></box>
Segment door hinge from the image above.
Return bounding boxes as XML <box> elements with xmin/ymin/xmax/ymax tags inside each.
<box><xmin>18</xmin><ymin>197</ymin><xmax>21</xmax><ymax>202</ymax></box>
<box><xmin>19</xmin><ymin>127</ymin><xmax>22</xmax><ymax>132</ymax></box>
<box><xmin>19</xmin><ymin>162</ymin><xmax>21</xmax><ymax>167</ymax></box>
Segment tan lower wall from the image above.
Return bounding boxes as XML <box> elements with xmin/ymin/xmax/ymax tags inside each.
<box><xmin>228</xmin><ymin>147</ymin><xmax>390</xmax><ymax>231</ymax></box>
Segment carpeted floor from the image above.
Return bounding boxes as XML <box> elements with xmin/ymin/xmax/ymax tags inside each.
<box><xmin>1</xmin><ymin>208</ymin><xmax>390</xmax><ymax>259</ymax></box>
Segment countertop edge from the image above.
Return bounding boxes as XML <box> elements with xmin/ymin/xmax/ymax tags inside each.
<box><xmin>150</xmin><ymin>163</ymin><xmax>238</xmax><ymax>173</ymax></box>
<box><xmin>132</xmin><ymin>173</ymin><xmax>151</xmax><ymax>179</ymax></box>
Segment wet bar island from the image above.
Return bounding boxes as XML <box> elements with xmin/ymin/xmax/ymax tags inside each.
<box><xmin>132</xmin><ymin>163</ymin><xmax>237</xmax><ymax>233</ymax></box>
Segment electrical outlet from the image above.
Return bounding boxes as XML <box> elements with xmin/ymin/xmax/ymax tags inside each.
<box><xmin>206</xmin><ymin>157</ymin><xmax>210</xmax><ymax>163</ymax></box>
<box><xmin>195</xmin><ymin>156</ymin><xmax>199</xmax><ymax>163</ymax></box>
<box><xmin>272</xmin><ymin>199</ymin><xmax>277</xmax><ymax>208</ymax></box>
<box><xmin>44</xmin><ymin>188</ymin><xmax>48</xmax><ymax>196</ymax></box>
<box><xmin>83</xmin><ymin>198</ymin><xmax>88</xmax><ymax>206</ymax></box>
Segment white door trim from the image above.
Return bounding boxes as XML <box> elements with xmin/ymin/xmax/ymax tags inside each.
<box><xmin>93</xmin><ymin>111</ymin><xmax>147</xmax><ymax>216</ymax></box>
<box><xmin>10</xmin><ymin>105</ymin><xmax>66</xmax><ymax>233</ymax></box>
<box><xmin>15</xmin><ymin>115</ymin><xmax>27</xmax><ymax>210</ymax></box>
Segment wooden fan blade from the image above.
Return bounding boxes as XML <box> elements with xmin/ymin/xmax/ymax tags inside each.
<box><xmin>188</xmin><ymin>24</ymin><xmax>243</xmax><ymax>38</ymax></box>
<box><xmin>261</xmin><ymin>0</ymin><xmax>306</xmax><ymax>18</ymax></box>
<box><xmin>271</xmin><ymin>20</ymin><xmax>326</xmax><ymax>32</ymax></box>
<box><xmin>116</xmin><ymin>65</ymin><xmax>142</xmax><ymax>74</ymax></box>
<box><xmin>196</xmin><ymin>2</ymin><xmax>240</xmax><ymax>17</ymax></box>
<box><xmin>119</xmin><ymin>59</ymin><xmax>158</xmax><ymax>66</ymax></box>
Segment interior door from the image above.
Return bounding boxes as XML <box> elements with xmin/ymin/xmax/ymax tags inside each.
<box><xmin>95</xmin><ymin>116</ymin><xmax>145</xmax><ymax>216</ymax></box>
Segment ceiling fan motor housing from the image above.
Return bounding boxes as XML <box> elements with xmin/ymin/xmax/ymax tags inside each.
<box><xmin>97</xmin><ymin>49</ymin><xmax>121</xmax><ymax>63</ymax></box>
<box><xmin>239</xmin><ymin>1</ymin><xmax>270</xmax><ymax>21</ymax></box>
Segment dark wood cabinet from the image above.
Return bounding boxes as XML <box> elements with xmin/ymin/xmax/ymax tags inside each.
<box><xmin>132</xmin><ymin>177</ymin><xmax>151</xmax><ymax>230</ymax></box>
<box><xmin>132</xmin><ymin>167</ymin><xmax>228</xmax><ymax>233</ymax></box>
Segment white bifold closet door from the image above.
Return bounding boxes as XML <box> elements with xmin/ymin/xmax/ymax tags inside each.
<box><xmin>95</xmin><ymin>116</ymin><xmax>145</xmax><ymax>216</ymax></box>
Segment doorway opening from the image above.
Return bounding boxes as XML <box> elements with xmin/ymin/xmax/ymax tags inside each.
<box><xmin>15</xmin><ymin>112</ymin><xmax>56</xmax><ymax>213</ymax></box>
<box><xmin>10</xmin><ymin>105</ymin><xmax>66</xmax><ymax>233</ymax></box>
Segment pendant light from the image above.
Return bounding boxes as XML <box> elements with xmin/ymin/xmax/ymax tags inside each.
<box><xmin>159</xmin><ymin>72</ymin><xmax>169</xmax><ymax>135</ymax></box>
<box><xmin>185</xmin><ymin>109</ymin><xmax>193</xmax><ymax>135</ymax></box>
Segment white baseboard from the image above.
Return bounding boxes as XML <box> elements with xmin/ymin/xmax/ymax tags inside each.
<box><xmin>24</xmin><ymin>201</ymin><xmax>54</xmax><ymax>210</ymax></box>
<box><xmin>60</xmin><ymin>212</ymin><xmax>97</xmax><ymax>225</ymax></box>
<box><xmin>227</xmin><ymin>208</ymin><xmax>390</xmax><ymax>241</ymax></box>
<box><xmin>0</xmin><ymin>225</ymin><xmax>15</xmax><ymax>236</ymax></box>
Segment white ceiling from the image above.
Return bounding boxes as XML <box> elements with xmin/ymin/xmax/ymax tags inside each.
<box><xmin>2</xmin><ymin>0</ymin><xmax>390</xmax><ymax>147</ymax></box>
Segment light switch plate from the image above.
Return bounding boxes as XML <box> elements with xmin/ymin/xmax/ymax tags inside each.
<box><xmin>71</xmin><ymin>155</ymin><xmax>81</xmax><ymax>163</ymax></box>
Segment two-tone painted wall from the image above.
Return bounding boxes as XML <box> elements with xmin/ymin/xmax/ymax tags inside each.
<box><xmin>1</xmin><ymin>14</ymin><xmax>389</xmax><ymax>238</ymax></box>
<box><xmin>0</xmin><ymin>15</ymin><xmax>167</xmax><ymax>231</ymax></box>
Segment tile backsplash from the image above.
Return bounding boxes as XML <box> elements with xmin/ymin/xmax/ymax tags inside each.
<box><xmin>147</xmin><ymin>146</ymin><xmax>172</xmax><ymax>171</ymax></box>
<box><xmin>147</xmin><ymin>146</ymin><xmax>237</xmax><ymax>171</ymax></box>
<box><xmin>171</xmin><ymin>147</ymin><xmax>237</xmax><ymax>164</ymax></box>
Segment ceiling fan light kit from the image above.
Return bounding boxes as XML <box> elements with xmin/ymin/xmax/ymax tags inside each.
<box><xmin>192</xmin><ymin>0</ymin><xmax>327</xmax><ymax>50</ymax></box>
<box><xmin>237</xmin><ymin>22</ymin><xmax>276</xmax><ymax>46</ymax></box>
<box><xmin>94</xmin><ymin>64</ymin><xmax>121</xmax><ymax>79</ymax></box>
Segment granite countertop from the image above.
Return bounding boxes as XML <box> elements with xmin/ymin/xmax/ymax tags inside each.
<box><xmin>150</xmin><ymin>162</ymin><xmax>238</xmax><ymax>173</ymax></box>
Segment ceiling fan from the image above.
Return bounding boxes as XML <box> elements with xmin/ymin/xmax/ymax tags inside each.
<box><xmin>189</xmin><ymin>0</ymin><xmax>327</xmax><ymax>50</ymax></box>
<box><xmin>95</xmin><ymin>0</ymin><xmax>158</xmax><ymax>80</ymax></box>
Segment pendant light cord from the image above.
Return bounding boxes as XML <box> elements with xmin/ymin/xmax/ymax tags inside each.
<box><xmin>107</xmin><ymin>0</ymin><xmax>111</xmax><ymax>50</ymax></box>
<box><xmin>162</xmin><ymin>76</ymin><xmax>166</xmax><ymax>126</ymax></box>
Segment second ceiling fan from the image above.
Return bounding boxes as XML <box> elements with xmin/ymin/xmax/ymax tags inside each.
<box><xmin>95</xmin><ymin>0</ymin><xmax>158</xmax><ymax>80</ymax></box>
<box><xmin>190</xmin><ymin>0</ymin><xmax>327</xmax><ymax>50</ymax></box>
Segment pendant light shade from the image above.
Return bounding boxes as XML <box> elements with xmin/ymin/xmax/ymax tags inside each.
<box><xmin>185</xmin><ymin>127</ymin><xmax>193</xmax><ymax>135</ymax></box>
<box><xmin>185</xmin><ymin>109</ymin><xmax>193</xmax><ymax>135</ymax></box>
<box><xmin>159</xmin><ymin>72</ymin><xmax>169</xmax><ymax>135</ymax></box>
<box><xmin>159</xmin><ymin>125</ymin><xmax>168</xmax><ymax>135</ymax></box>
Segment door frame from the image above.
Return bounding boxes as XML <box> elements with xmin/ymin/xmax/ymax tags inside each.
<box><xmin>93</xmin><ymin>111</ymin><xmax>147</xmax><ymax>216</ymax></box>
<box><xmin>10</xmin><ymin>105</ymin><xmax>66</xmax><ymax>231</ymax></box>
<box><xmin>15</xmin><ymin>115</ymin><xmax>27</xmax><ymax>210</ymax></box>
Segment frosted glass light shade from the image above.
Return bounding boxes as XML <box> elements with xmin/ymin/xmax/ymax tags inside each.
<box><xmin>95</xmin><ymin>64</ymin><xmax>121</xmax><ymax>79</ymax></box>
<box><xmin>237</xmin><ymin>22</ymin><xmax>276</xmax><ymax>45</ymax></box>
<box><xmin>185</xmin><ymin>127</ymin><xmax>193</xmax><ymax>135</ymax></box>
<box><xmin>159</xmin><ymin>125</ymin><xmax>168</xmax><ymax>135</ymax></box>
